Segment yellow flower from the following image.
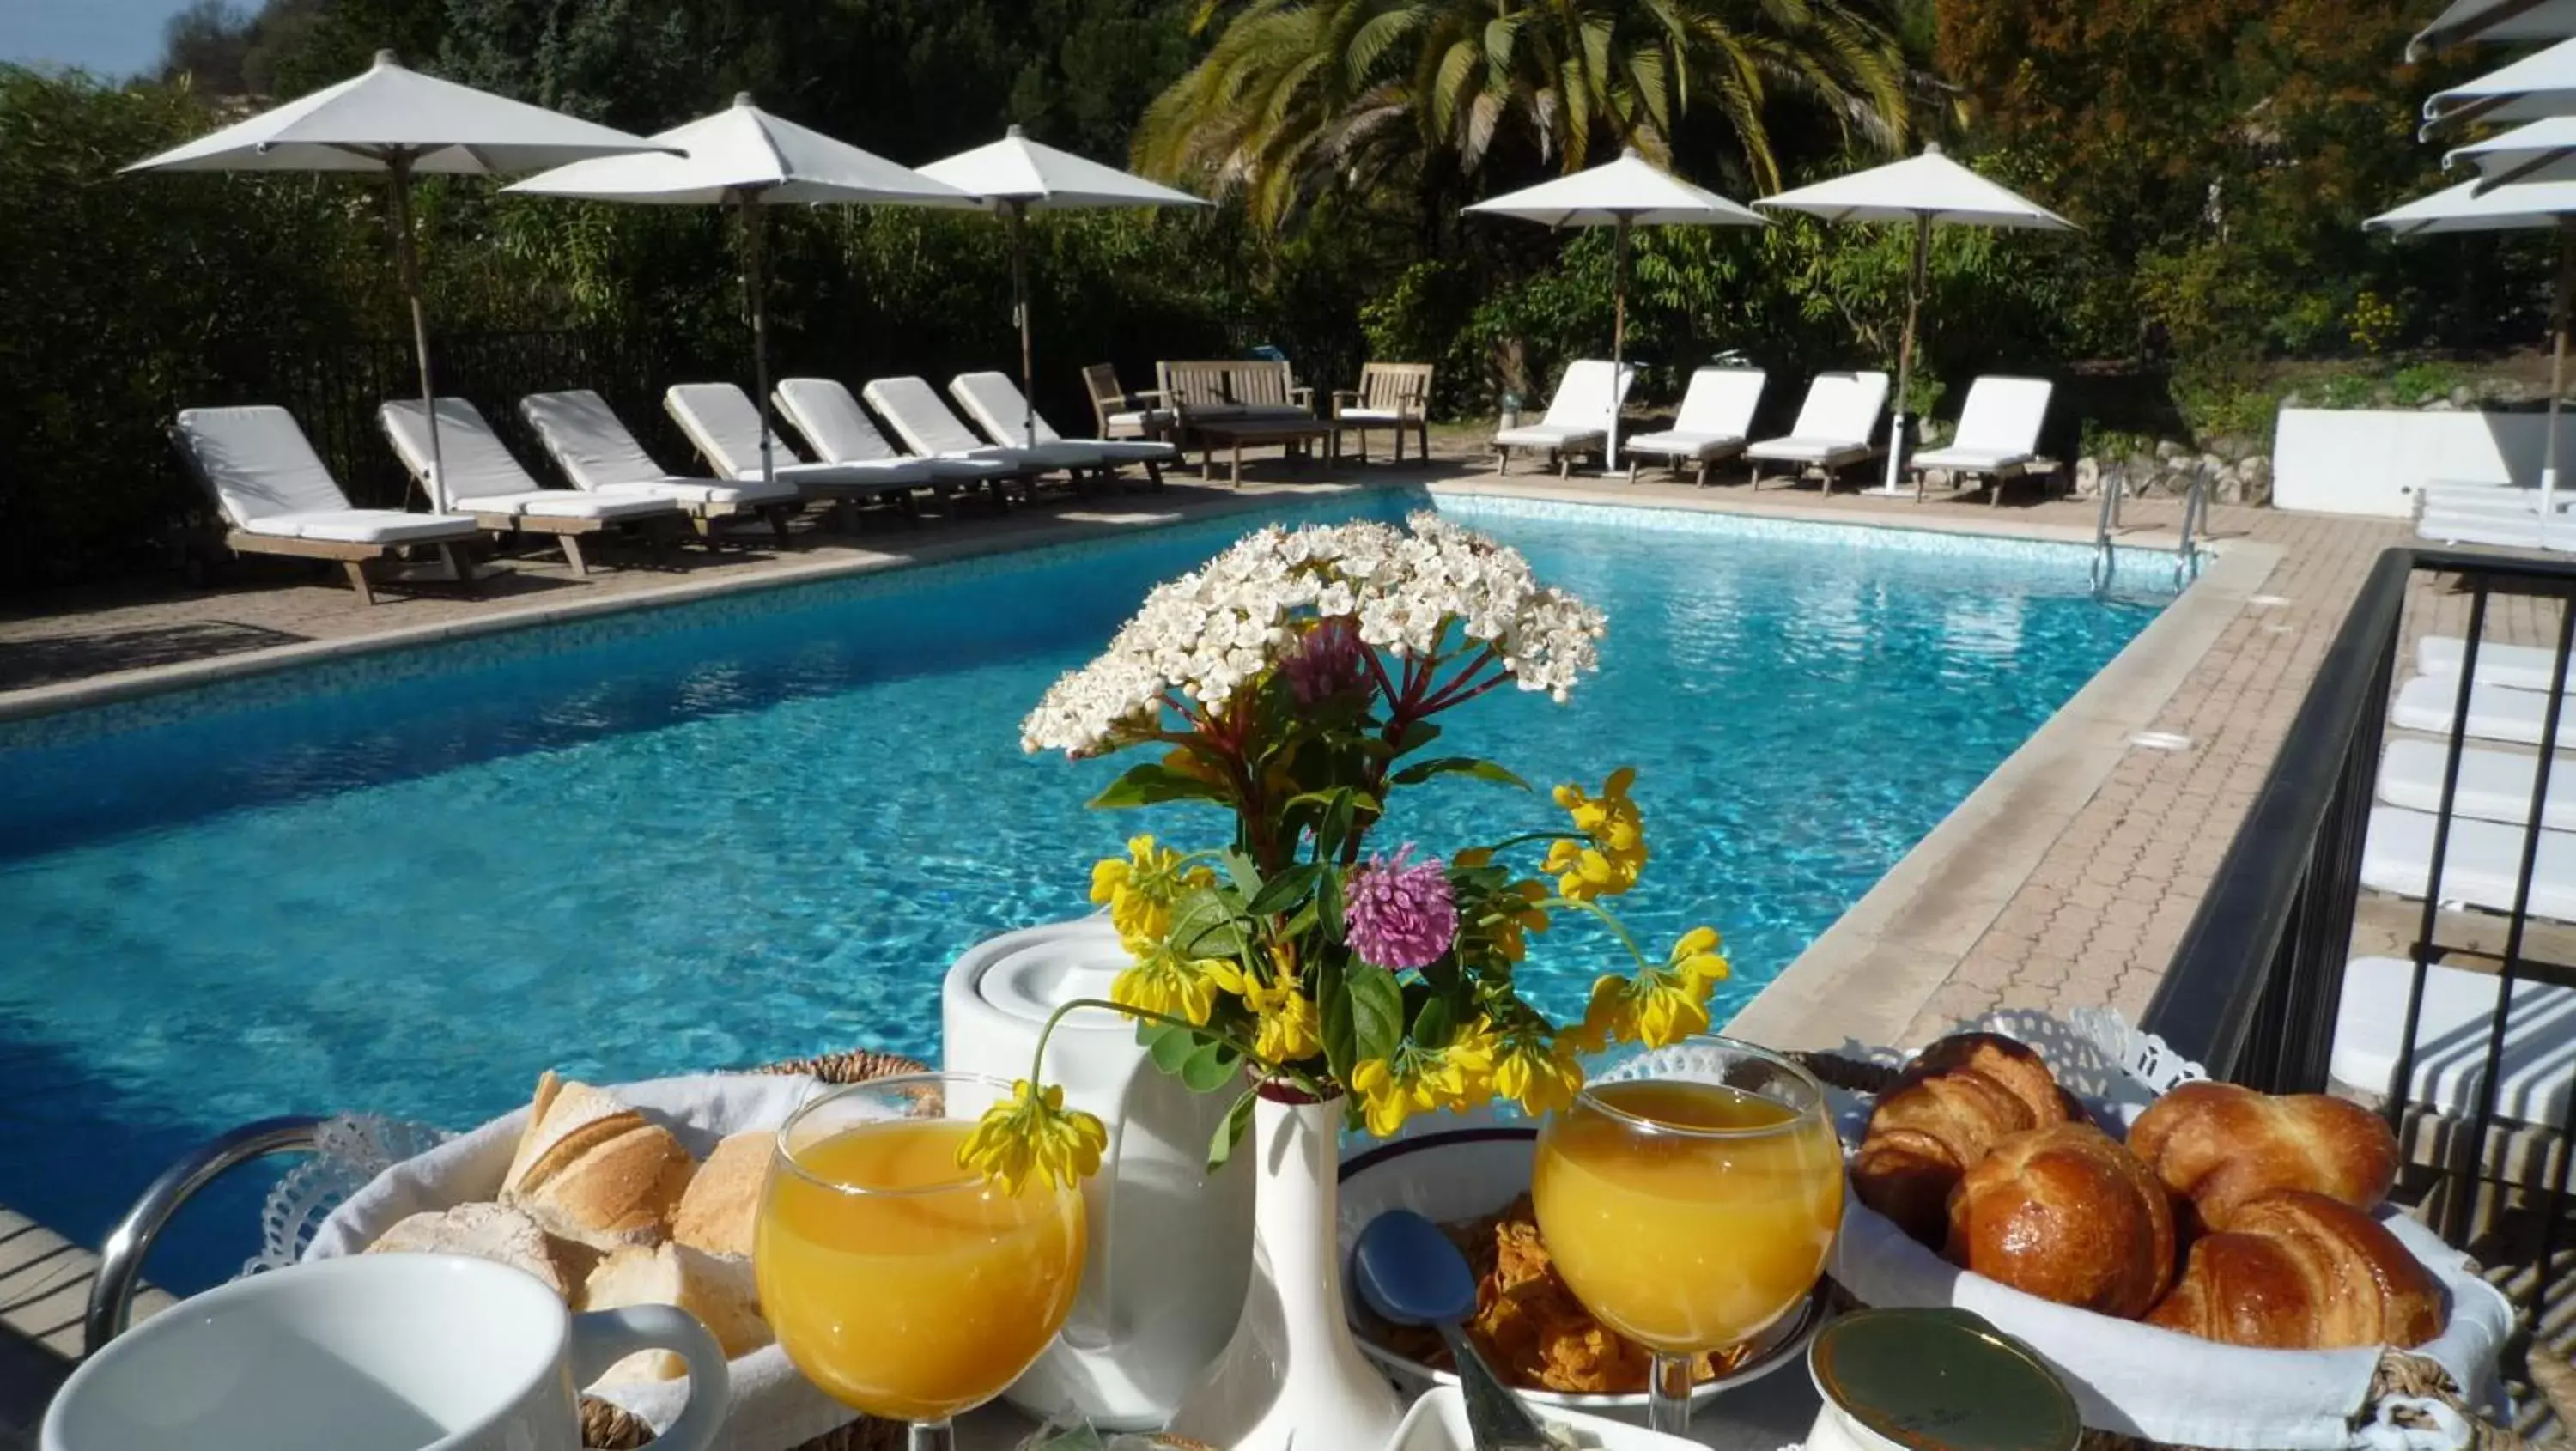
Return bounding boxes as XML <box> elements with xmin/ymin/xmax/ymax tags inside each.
<box><xmin>1490</xmin><ymin>880</ymin><xmax>1553</xmax><ymax>963</ymax></box>
<box><xmin>1541</xmin><ymin>768</ymin><xmax>1648</xmax><ymax>902</ymax></box>
<box><xmin>1244</xmin><ymin>962</ymin><xmax>1322</xmax><ymax>1065</ymax></box>
<box><xmin>1668</xmin><ymin>926</ymin><xmax>1730</xmax><ymax>992</ymax></box>
<box><xmin>1350</xmin><ymin>1056</ymin><xmax>1420</xmax><ymax>1137</ymax></box>
<box><xmin>1111</xmin><ymin>937</ymin><xmax>1244</xmax><ymax>1026</ymax></box>
<box><xmin>1352</xmin><ymin>1029</ymin><xmax>1496</xmax><ymax>1136</ymax></box>
<box><xmin>957</xmin><ymin>1078</ymin><xmax>1109</xmax><ymax>1194</ymax></box>
<box><xmin>1090</xmin><ymin>835</ymin><xmax>1212</xmax><ymax>944</ymax></box>
<box><xmin>1443</xmin><ymin>1017</ymin><xmax>1502</xmax><ymax>1112</ymax></box>
<box><xmin>1492</xmin><ymin>1034</ymin><xmax>1587</xmax><ymax>1117</ymax></box>
<box><xmin>1580</xmin><ymin>932</ymin><xmax>1723</xmax><ymax>1051</ymax></box>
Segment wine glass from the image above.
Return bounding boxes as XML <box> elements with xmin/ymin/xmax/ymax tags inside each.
<box><xmin>1532</xmin><ymin>1034</ymin><xmax>1844</xmax><ymax>1435</ymax></box>
<box><xmin>756</xmin><ymin>1072</ymin><xmax>1085</xmax><ymax>1451</ymax></box>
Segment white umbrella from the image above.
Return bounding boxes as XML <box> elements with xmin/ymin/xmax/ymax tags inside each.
<box><xmin>2425</xmin><ymin>34</ymin><xmax>2576</xmax><ymax>134</ymax></box>
<box><xmin>1759</xmin><ymin>144</ymin><xmax>2075</xmax><ymax>496</ymax></box>
<box><xmin>510</xmin><ymin>94</ymin><xmax>973</xmax><ymax>491</ymax></box>
<box><xmin>916</xmin><ymin>126</ymin><xmax>1206</xmax><ymax>446</ymax></box>
<box><xmin>1465</xmin><ymin>149</ymin><xmax>1765</xmax><ymax>468</ymax></box>
<box><xmin>2451</xmin><ymin>118</ymin><xmax>2576</xmax><ymax>191</ymax></box>
<box><xmin>2369</xmin><ymin>177</ymin><xmax>2576</xmax><ymax>524</ymax></box>
<box><xmin>125</xmin><ymin>50</ymin><xmax>671</xmax><ymax>511</ymax></box>
<box><xmin>2413</xmin><ymin>0</ymin><xmax>2576</xmax><ymax>59</ymax></box>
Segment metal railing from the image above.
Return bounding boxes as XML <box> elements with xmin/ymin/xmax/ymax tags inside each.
<box><xmin>2143</xmin><ymin>545</ymin><xmax>2576</xmax><ymax>1299</ymax></box>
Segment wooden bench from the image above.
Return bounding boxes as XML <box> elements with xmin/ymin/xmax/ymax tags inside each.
<box><xmin>1331</xmin><ymin>362</ymin><xmax>1433</xmax><ymax>464</ymax></box>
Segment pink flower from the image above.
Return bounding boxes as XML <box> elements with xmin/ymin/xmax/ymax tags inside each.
<box><xmin>1282</xmin><ymin>617</ymin><xmax>1367</xmax><ymax>706</ymax></box>
<box><xmin>1344</xmin><ymin>847</ymin><xmax>1458</xmax><ymax>971</ymax></box>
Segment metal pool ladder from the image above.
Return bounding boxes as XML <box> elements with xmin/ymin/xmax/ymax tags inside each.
<box><xmin>2090</xmin><ymin>472</ymin><xmax>2121</xmax><ymax>595</ymax></box>
<box><xmin>2090</xmin><ymin>466</ymin><xmax>2207</xmax><ymax>598</ymax></box>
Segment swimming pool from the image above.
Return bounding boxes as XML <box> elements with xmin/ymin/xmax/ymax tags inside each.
<box><xmin>0</xmin><ymin>490</ymin><xmax>2172</xmax><ymax>1290</ymax></box>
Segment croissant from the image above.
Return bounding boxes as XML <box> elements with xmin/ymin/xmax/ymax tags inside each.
<box><xmin>2127</xmin><ymin>1081</ymin><xmax>2398</xmax><ymax>1231</ymax></box>
<box><xmin>2146</xmin><ymin>1191</ymin><xmax>2445</xmax><ymax>1350</ymax></box>
<box><xmin>1852</xmin><ymin>1033</ymin><xmax>2070</xmax><ymax>1246</ymax></box>
<box><xmin>1947</xmin><ymin>1122</ymin><xmax>2176</xmax><ymax>1319</ymax></box>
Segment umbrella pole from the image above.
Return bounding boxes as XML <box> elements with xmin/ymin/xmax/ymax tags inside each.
<box><xmin>740</xmin><ymin>193</ymin><xmax>775</xmax><ymax>493</ymax></box>
<box><xmin>1011</xmin><ymin>201</ymin><xmax>1036</xmax><ymax>449</ymax></box>
<box><xmin>1886</xmin><ymin>210</ymin><xmax>1930</xmax><ymax>497</ymax></box>
<box><xmin>2549</xmin><ymin>220</ymin><xmax>2573</xmax><ymax>538</ymax></box>
<box><xmin>1609</xmin><ymin>213</ymin><xmax>1631</xmax><ymax>472</ymax></box>
<box><xmin>386</xmin><ymin>155</ymin><xmax>443</xmax><ymax>514</ymax></box>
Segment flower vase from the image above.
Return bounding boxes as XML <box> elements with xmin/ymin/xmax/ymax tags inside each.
<box><xmin>1165</xmin><ymin>1086</ymin><xmax>1404</xmax><ymax>1451</ymax></box>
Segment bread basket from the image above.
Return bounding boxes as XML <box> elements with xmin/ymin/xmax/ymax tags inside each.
<box><xmin>1798</xmin><ymin>1011</ymin><xmax>2523</xmax><ymax>1451</ymax></box>
<box><xmin>283</xmin><ymin>1050</ymin><xmax>924</xmax><ymax>1451</ymax></box>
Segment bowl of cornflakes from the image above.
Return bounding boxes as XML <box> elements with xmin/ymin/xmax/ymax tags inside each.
<box><xmin>1336</xmin><ymin>1126</ymin><xmax>1824</xmax><ymax>1417</ymax></box>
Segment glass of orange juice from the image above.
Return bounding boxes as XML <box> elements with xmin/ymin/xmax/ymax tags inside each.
<box><xmin>756</xmin><ymin>1072</ymin><xmax>1085</xmax><ymax>1451</ymax></box>
<box><xmin>1533</xmin><ymin>1035</ymin><xmax>1844</xmax><ymax>1436</ymax></box>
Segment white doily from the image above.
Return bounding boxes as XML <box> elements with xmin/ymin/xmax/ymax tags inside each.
<box><xmin>249</xmin><ymin>1114</ymin><xmax>450</xmax><ymax>1277</ymax></box>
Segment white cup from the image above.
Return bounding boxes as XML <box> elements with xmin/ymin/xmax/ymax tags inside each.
<box><xmin>43</xmin><ymin>1252</ymin><xmax>731</xmax><ymax>1451</ymax></box>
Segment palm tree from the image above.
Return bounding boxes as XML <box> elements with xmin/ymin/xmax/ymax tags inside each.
<box><xmin>1137</xmin><ymin>0</ymin><xmax>1916</xmax><ymax>228</ymax></box>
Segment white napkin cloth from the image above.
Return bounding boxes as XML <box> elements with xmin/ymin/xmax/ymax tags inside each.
<box><xmin>306</xmin><ymin>1072</ymin><xmax>854</xmax><ymax>1451</ymax></box>
<box><xmin>1828</xmin><ymin>1199</ymin><xmax>2515</xmax><ymax>1451</ymax></box>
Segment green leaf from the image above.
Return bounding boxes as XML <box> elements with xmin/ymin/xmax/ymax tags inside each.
<box><xmin>1245</xmin><ymin>862</ymin><xmax>1321</xmax><ymax>918</ymax></box>
<box><xmin>1390</xmin><ymin>720</ymin><xmax>1443</xmax><ymax>757</ymax></box>
<box><xmin>1169</xmin><ymin>886</ymin><xmax>1248</xmax><ymax>957</ymax></box>
<box><xmin>1348</xmin><ymin>963</ymin><xmax>1405</xmax><ymax>1065</ymax></box>
<box><xmin>1315</xmin><ymin>953</ymin><xmax>1356</xmax><ymax>1082</ymax></box>
<box><xmin>1087</xmin><ymin>762</ymin><xmax>1231</xmax><ymax>810</ymax></box>
<box><xmin>1411</xmin><ymin>993</ymin><xmax>1455</xmax><ymax>1051</ymax></box>
<box><xmin>1206</xmin><ymin>1088</ymin><xmax>1259</xmax><ymax>1173</ymax></box>
<box><xmin>1145</xmin><ymin>1021</ymin><xmax>1198</xmax><ymax>1074</ymax></box>
<box><xmin>1179</xmin><ymin>1035</ymin><xmax>1242</xmax><ymax>1093</ymax></box>
<box><xmin>1388</xmin><ymin>756</ymin><xmax>1531</xmax><ymax>792</ymax></box>
<box><xmin>1317</xmin><ymin>865</ymin><xmax>1346</xmax><ymax>944</ymax></box>
<box><xmin>1220</xmin><ymin>850</ymin><xmax>1263</xmax><ymax>897</ymax></box>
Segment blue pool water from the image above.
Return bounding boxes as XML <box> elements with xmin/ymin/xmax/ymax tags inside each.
<box><xmin>0</xmin><ymin>493</ymin><xmax>2168</xmax><ymax>1290</ymax></box>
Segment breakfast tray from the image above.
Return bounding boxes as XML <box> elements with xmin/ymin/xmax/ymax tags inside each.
<box><xmin>1789</xmin><ymin>1011</ymin><xmax>2552</xmax><ymax>1451</ymax></box>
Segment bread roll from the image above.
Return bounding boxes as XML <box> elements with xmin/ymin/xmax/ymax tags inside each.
<box><xmin>1853</xmin><ymin>1033</ymin><xmax>2070</xmax><ymax>1246</ymax></box>
<box><xmin>2146</xmin><ymin>1190</ymin><xmax>2445</xmax><ymax>1349</ymax></box>
<box><xmin>1947</xmin><ymin>1122</ymin><xmax>2175</xmax><ymax>1319</ymax></box>
<box><xmin>2127</xmin><ymin>1081</ymin><xmax>2398</xmax><ymax>1230</ymax></box>
<box><xmin>673</xmin><ymin>1129</ymin><xmax>769</xmax><ymax>1258</ymax></box>
<box><xmin>583</xmin><ymin>1242</ymin><xmax>771</xmax><ymax>1385</ymax></box>
<box><xmin>365</xmin><ymin>1202</ymin><xmax>573</xmax><ymax>1299</ymax></box>
<box><xmin>499</xmin><ymin>1072</ymin><xmax>696</xmax><ymax>1250</ymax></box>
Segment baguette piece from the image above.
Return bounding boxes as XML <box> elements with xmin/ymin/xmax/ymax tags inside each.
<box><xmin>582</xmin><ymin>1242</ymin><xmax>771</xmax><ymax>1385</ymax></box>
<box><xmin>1947</xmin><ymin>1122</ymin><xmax>2176</xmax><ymax>1319</ymax></box>
<box><xmin>365</xmin><ymin>1202</ymin><xmax>573</xmax><ymax>1300</ymax></box>
<box><xmin>2147</xmin><ymin>1190</ymin><xmax>2445</xmax><ymax>1349</ymax></box>
<box><xmin>1852</xmin><ymin>1033</ymin><xmax>2070</xmax><ymax>1246</ymax></box>
<box><xmin>673</xmin><ymin>1129</ymin><xmax>770</xmax><ymax>1258</ymax></box>
<box><xmin>497</xmin><ymin>1072</ymin><xmax>696</xmax><ymax>1251</ymax></box>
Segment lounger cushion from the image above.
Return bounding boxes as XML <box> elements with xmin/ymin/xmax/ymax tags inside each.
<box><xmin>380</xmin><ymin>398</ymin><xmax>544</xmax><ymax>507</ymax></box>
<box><xmin>774</xmin><ymin>378</ymin><xmax>910</xmax><ymax>465</ymax></box>
<box><xmin>2333</xmin><ymin>955</ymin><xmax>2576</xmax><ymax>1126</ymax></box>
<box><xmin>2416</xmin><ymin>637</ymin><xmax>2571</xmax><ymax>692</ymax></box>
<box><xmin>764</xmin><ymin>458</ymin><xmax>931</xmax><ymax>493</ymax></box>
<box><xmin>2379</xmin><ymin>738</ymin><xmax>2576</xmax><ymax>832</ymax></box>
<box><xmin>249</xmin><ymin>509</ymin><xmax>483</xmax><ymax>545</ymax></box>
<box><xmin>1911</xmin><ymin>446</ymin><xmax>2032</xmax><ymax>472</ymax></box>
<box><xmin>1667</xmin><ymin>367</ymin><xmax>1766</xmax><ymax>440</ymax></box>
<box><xmin>475</xmin><ymin>490</ymin><xmax>675</xmax><ymax>523</ymax></box>
<box><xmin>1624</xmin><ymin>431</ymin><xmax>1747</xmax><ymax>460</ymax></box>
<box><xmin>1108</xmin><ymin>408</ymin><xmax>1175</xmax><ymax>432</ymax></box>
<box><xmin>594</xmin><ymin>478</ymin><xmax>798</xmax><ymax>507</ymax></box>
<box><xmin>2361</xmin><ymin>804</ymin><xmax>2576</xmax><ymax>921</ymax></box>
<box><xmin>1534</xmin><ymin>360</ymin><xmax>1632</xmax><ymax>431</ymax></box>
<box><xmin>176</xmin><ymin>405</ymin><xmax>356</xmax><ymax>525</ymax></box>
<box><xmin>1337</xmin><ymin>407</ymin><xmax>1406</xmax><ymax>424</ymax></box>
<box><xmin>1746</xmin><ymin>437</ymin><xmax>1873</xmax><ymax>464</ymax></box>
<box><xmin>1084</xmin><ymin>440</ymin><xmax>1178</xmax><ymax>464</ymax></box>
<box><xmin>667</xmin><ymin>382</ymin><xmax>902</xmax><ymax>489</ymax></box>
<box><xmin>1496</xmin><ymin>425</ymin><xmax>1603</xmax><ymax>449</ymax></box>
<box><xmin>2416</xmin><ymin>511</ymin><xmax>2560</xmax><ymax>549</ymax></box>
<box><xmin>2391</xmin><ymin>675</ymin><xmax>2576</xmax><ymax>749</ymax></box>
<box><xmin>1932</xmin><ymin>377</ymin><xmax>2052</xmax><ymax>465</ymax></box>
<box><xmin>865</xmin><ymin>376</ymin><xmax>1012</xmax><ymax>458</ymax></box>
<box><xmin>520</xmin><ymin>391</ymin><xmax>677</xmax><ymax>491</ymax></box>
<box><xmin>948</xmin><ymin>372</ymin><xmax>1114</xmax><ymax>467</ymax></box>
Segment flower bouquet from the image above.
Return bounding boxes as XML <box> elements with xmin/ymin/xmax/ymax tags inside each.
<box><xmin>964</xmin><ymin>512</ymin><xmax>1728</xmax><ymax>1186</ymax></box>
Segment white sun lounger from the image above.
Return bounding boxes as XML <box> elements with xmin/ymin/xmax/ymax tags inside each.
<box><xmin>1493</xmin><ymin>360</ymin><xmax>1636</xmax><ymax>477</ymax></box>
<box><xmin>173</xmin><ymin>404</ymin><xmax>483</xmax><ymax>606</ymax></box>
<box><xmin>1746</xmin><ymin>371</ymin><xmax>1890</xmax><ymax>494</ymax></box>
<box><xmin>518</xmin><ymin>390</ymin><xmax>799</xmax><ymax>543</ymax></box>
<box><xmin>2417</xmin><ymin>636</ymin><xmax>2574</xmax><ymax>693</ymax></box>
<box><xmin>770</xmin><ymin>378</ymin><xmax>1021</xmax><ymax>496</ymax></box>
<box><xmin>2379</xmin><ymin>737</ymin><xmax>2576</xmax><ymax>832</ymax></box>
<box><xmin>665</xmin><ymin>383</ymin><xmax>930</xmax><ymax>529</ymax></box>
<box><xmin>1908</xmin><ymin>376</ymin><xmax>2053</xmax><ymax>504</ymax></box>
<box><xmin>1622</xmin><ymin>367</ymin><xmax>1765</xmax><ymax>486</ymax></box>
<box><xmin>862</xmin><ymin>375</ymin><xmax>1094</xmax><ymax>483</ymax></box>
<box><xmin>2362</xmin><ymin>804</ymin><xmax>2576</xmax><ymax>921</ymax></box>
<box><xmin>948</xmin><ymin>371</ymin><xmax>1173</xmax><ymax>485</ymax></box>
<box><xmin>378</xmin><ymin>398</ymin><xmax>678</xmax><ymax>575</ymax></box>
<box><xmin>2417</xmin><ymin>507</ymin><xmax>2568</xmax><ymax>549</ymax></box>
<box><xmin>2391</xmin><ymin>674</ymin><xmax>2576</xmax><ymax>749</ymax></box>
<box><xmin>2334</xmin><ymin>956</ymin><xmax>2576</xmax><ymax>1127</ymax></box>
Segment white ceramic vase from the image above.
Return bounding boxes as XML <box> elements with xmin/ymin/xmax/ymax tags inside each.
<box><xmin>1165</xmin><ymin>1088</ymin><xmax>1405</xmax><ymax>1451</ymax></box>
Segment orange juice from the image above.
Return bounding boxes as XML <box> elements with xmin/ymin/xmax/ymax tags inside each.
<box><xmin>756</xmin><ymin>1118</ymin><xmax>1084</xmax><ymax>1421</ymax></box>
<box><xmin>1533</xmin><ymin>1078</ymin><xmax>1844</xmax><ymax>1354</ymax></box>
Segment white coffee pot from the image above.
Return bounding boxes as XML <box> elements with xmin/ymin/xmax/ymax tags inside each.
<box><xmin>942</xmin><ymin>917</ymin><xmax>1254</xmax><ymax>1430</ymax></box>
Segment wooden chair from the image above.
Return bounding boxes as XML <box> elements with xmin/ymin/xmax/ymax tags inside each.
<box><xmin>1083</xmin><ymin>363</ymin><xmax>1174</xmax><ymax>441</ymax></box>
<box><xmin>1332</xmin><ymin>362</ymin><xmax>1433</xmax><ymax>464</ymax></box>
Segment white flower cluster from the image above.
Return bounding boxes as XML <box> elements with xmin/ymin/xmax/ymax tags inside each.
<box><xmin>1020</xmin><ymin>512</ymin><xmax>1607</xmax><ymax>756</ymax></box>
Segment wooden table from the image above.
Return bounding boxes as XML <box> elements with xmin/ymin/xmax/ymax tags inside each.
<box><xmin>1190</xmin><ymin>416</ymin><xmax>1334</xmax><ymax>488</ymax></box>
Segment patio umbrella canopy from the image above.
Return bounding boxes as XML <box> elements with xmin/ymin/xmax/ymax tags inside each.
<box><xmin>2413</xmin><ymin>0</ymin><xmax>2576</xmax><ymax>58</ymax></box>
<box><xmin>2451</xmin><ymin>118</ymin><xmax>2576</xmax><ymax>191</ymax></box>
<box><xmin>509</xmin><ymin>94</ymin><xmax>973</xmax><ymax>489</ymax></box>
<box><xmin>2369</xmin><ymin>177</ymin><xmax>2576</xmax><ymax>525</ymax></box>
<box><xmin>2426</xmin><ymin>33</ymin><xmax>2576</xmax><ymax>133</ymax></box>
<box><xmin>125</xmin><ymin>50</ymin><xmax>671</xmax><ymax>511</ymax></box>
<box><xmin>1759</xmin><ymin>144</ymin><xmax>2075</xmax><ymax>496</ymax></box>
<box><xmin>917</xmin><ymin>126</ymin><xmax>1206</xmax><ymax>446</ymax></box>
<box><xmin>1464</xmin><ymin>149</ymin><xmax>1765</xmax><ymax>467</ymax></box>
